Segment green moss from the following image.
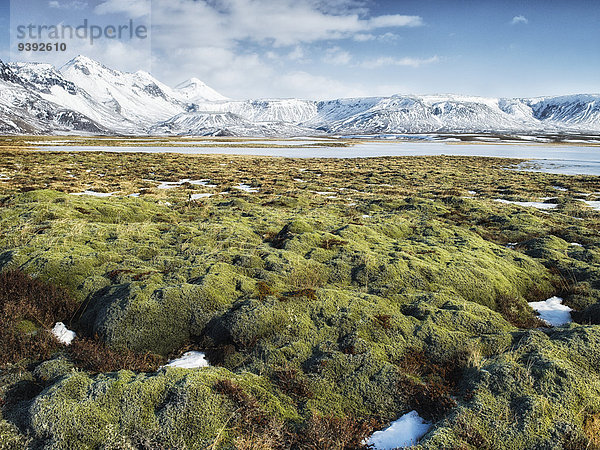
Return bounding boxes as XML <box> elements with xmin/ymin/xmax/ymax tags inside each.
<box><xmin>15</xmin><ymin>320</ymin><xmax>37</xmax><ymax>336</ymax></box>
<box><xmin>33</xmin><ymin>356</ymin><xmax>74</xmax><ymax>383</ymax></box>
<box><xmin>0</xmin><ymin>149</ymin><xmax>599</xmax><ymax>448</ymax></box>
<box><xmin>26</xmin><ymin>367</ymin><xmax>296</xmax><ymax>449</ymax></box>
<box><xmin>0</xmin><ymin>420</ymin><xmax>30</xmax><ymax>449</ymax></box>
<box><xmin>418</xmin><ymin>325</ymin><xmax>600</xmax><ymax>449</ymax></box>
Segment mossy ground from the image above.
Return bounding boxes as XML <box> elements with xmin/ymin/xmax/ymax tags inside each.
<box><xmin>0</xmin><ymin>139</ymin><xmax>599</xmax><ymax>448</ymax></box>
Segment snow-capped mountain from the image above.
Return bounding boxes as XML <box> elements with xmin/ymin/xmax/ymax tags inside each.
<box><xmin>59</xmin><ymin>55</ymin><xmax>187</xmax><ymax>127</ymax></box>
<box><xmin>151</xmin><ymin>111</ymin><xmax>319</xmax><ymax>137</ymax></box>
<box><xmin>0</xmin><ymin>56</ymin><xmax>599</xmax><ymax>137</ymax></box>
<box><xmin>0</xmin><ymin>60</ymin><xmax>106</xmax><ymax>134</ymax></box>
<box><xmin>175</xmin><ymin>78</ymin><xmax>229</xmax><ymax>103</ymax></box>
<box><xmin>9</xmin><ymin>61</ymin><xmax>139</xmax><ymax>133</ymax></box>
<box><xmin>312</xmin><ymin>95</ymin><xmax>550</xmax><ymax>135</ymax></box>
<box><xmin>526</xmin><ymin>95</ymin><xmax>600</xmax><ymax>130</ymax></box>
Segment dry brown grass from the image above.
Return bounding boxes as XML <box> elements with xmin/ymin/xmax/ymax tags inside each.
<box><xmin>67</xmin><ymin>338</ymin><xmax>164</xmax><ymax>373</ymax></box>
<box><xmin>396</xmin><ymin>348</ymin><xmax>469</xmax><ymax>420</ymax></box>
<box><xmin>583</xmin><ymin>413</ymin><xmax>600</xmax><ymax>450</ymax></box>
<box><xmin>289</xmin><ymin>413</ymin><xmax>379</xmax><ymax>450</ymax></box>
<box><xmin>0</xmin><ymin>269</ymin><xmax>78</xmax><ymax>366</ymax></box>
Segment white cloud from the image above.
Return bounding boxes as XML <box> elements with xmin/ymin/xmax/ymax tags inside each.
<box><xmin>367</xmin><ymin>15</ymin><xmax>422</xmax><ymax>28</ymax></box>
<box><xmin>353</xmin><ymin>32</ymin><xmax>399</xmax><ymax>42</ymax></box>
<box><xmin>146</xmin><ymin>0</ymin><xmax>422</xmax><ymax>47</ymax></box>
<box><xmin>353</xmin><ymin>33</ymin><xmax>376</xmax><ymax>42</ymax></box>
<box><xmin>323</xmin><ymin>47</ymin><xmax>352</xmax><ymax>65</ymax></box>
<box><xmin>274</xmin><ymin>71</ymin><xmax>368</xmax><ymax>99</ymax></box>
<box><xmin>94</xmin><ymin>0</ymin><xmax>150</xmax><ymax>18</ymax></box>
<box><xmin>363</xmin><ymin>55</ymin><xmax>440</xmax><ymax>68</ymax></box>
<box><xmin>82</xmin><ymin>0</ymin><xmax>428</xmax><ymax>99</ymax></box>
<box><xmin>287</xmin><ymin>46</ymin><xmax>306</xmax><ymax>61</ymax></box>
<box><xmin>511</xmin><ymin>15</ymin><xmax>529</xmax><ymax>25</ymax></box>
<box><xmin>48</xmin><ymin>0</ymin><xmax>88</xmax><ymax>10</ymax></box>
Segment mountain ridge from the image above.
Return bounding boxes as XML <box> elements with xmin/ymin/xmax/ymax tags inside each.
<box><xmin>1</xmin><ymin>56</ymin><xmax>599</xmax><ymax>137</ymax></box>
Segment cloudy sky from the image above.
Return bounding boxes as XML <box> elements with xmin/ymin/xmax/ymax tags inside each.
<box><xmin>2</xmin><ymin>0</ymin><xmax>599</xmax><ymax>99</ymax></box>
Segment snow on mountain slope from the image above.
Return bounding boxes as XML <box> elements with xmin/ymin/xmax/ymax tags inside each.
<box><xmin>141</xmin><ymin>92</ymin><xmax>600</xmax><ymax>136</ymax></box>
<box><xmin>0</xmin><ymin>60</ymin><xmax>107</xmax><ymax>134</ymax></box>
<box><xmin>191</xmin><ymin>98</ymin><xmax>318</xmax><ymax>123</ymax></box>
<box><xmin>60</xmin><ymin>55</ymin><xmax>187</xmax><ymax>126</ymax></box>
<box><xmin>527</xmin><ymin>95</ymin><xmax>600</xmax><ymax>130</ymax></box>
<box><xmin>498</xmin><ymin>98</ymin><xmax>537</xmax><ymax>122</ymax></box>
<box><xmin>153</xmin><ymin>111</ymin><xmax>251</xmax><ymax>132</ymax></box>
<box><xmin>311</xmin><ymin>95</ymin><xmax>552</xmax><ymax>134</ymax></box>
<box><xmin>175</xmin><ymin>78</ymin><xmax>229</xmax><ymax>103</ymax></box>
<box><xmin>9</xmin><ymin>62</ymin><xmax>139</xmax><ymax>133</ymax></box>
<box><xmin>151</xmin><ymin>110</ymin><xmax>318</xmax><ymax>137</ymax></box>
<box><xmin>1</xmin><ymin>56</ymin><xmax>599</xmax><ymax>136</ymax></box>
<box><xmin>311</xmin><ymin>97</ymin><xmax>383</xmax><ymax>125</ymax></box>
<box><xmin>1</xmin><ymin>61</ymin><xmax>25</xmax><ymax>85</ymax></box>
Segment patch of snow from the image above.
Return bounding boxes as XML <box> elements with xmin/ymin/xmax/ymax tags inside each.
<box><xmin>570</xmin><ymin>242</ymin><xmax>583</xmax><ymax>247</ymax></box>
<box><xmin>553</xmin><ymin>186</ymin><xmax>568</xmax><ymax>192</ymax></box>
<box><xmin>233</xmin><ymin>183</ymin><xmax>259</xmax><ymax>193</ymax></box>
<box><xmin>494</xmin><ymin>199</ymin><xmax>558</xmax><ymax>210</ymax></box>
<box><xmin>367</xmin><ymin>411</ymin><xmax>431</xmax><ymax>449</ymax></box>
<box><xmin>190</xmin><ymin>193</ymin><xmax>214</xmax><ymax>200</ymax></box>
<box><xmin>293</xmin><ymin>178</ymin><xmax>306</xmax><ymax>183</ymax></box>
<box><xmin>157</xmin><ymin>179</ymin><xmax>215</xmax><ymax>189</ymax></box>
<box><xmin>583</xmin><ymin>201</ymin><xmax>600</xmax><ymax>211</ymax></box>
<box><xmin>157</xmin><ymin>181</ymin><xmax>180</xmax><ymax>189</ymax></box>
<box><xmin>0</xmin><ymin>175</ymin><xmax>10</xmax><ymax>180</ymax></box>
<box><xmin>467</xmin><ymin>190</ymin><xmax>477</xmax><ymax>195</ymax></box>
<box><xmin>51</xmin><ymin>322</ymin><xmax>76</xmax><ymax>345</ymax></box>
<box><xmin>529</xmin><ymin>296</ymin><xmax>572</xmax><ymax>326</ymax></box>
<box><xmin>71</xmin><ymin>190</ymin><xmax>115</xmax><ymax>197</ymax></box>
<box><xmin>129</xmin><ymin>193</ymin><xmax>141</xmax><ymax>198</ymax></box>
<box><xmin>190</xmin><ymin>180</ymin><xmax>217</xmax><ymax>188</ymax></box>
<box><xmin>165</xmin><ymin>351</ymin><xmax>210</xmax><ymax>369</ymax></box>
<box><xmin>315</xmin><ymin>191</ymin><xmax>336</xmax><ymax>195</ymax></box>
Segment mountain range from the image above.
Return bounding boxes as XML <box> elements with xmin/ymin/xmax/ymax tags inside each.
<box><xmin>1</xmin><ymin>55</ymin><xmax>599</xmax><ymax>137</ymax></box>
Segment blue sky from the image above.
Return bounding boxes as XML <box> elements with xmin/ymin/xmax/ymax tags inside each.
<box><xmin>1</xmin><ymin>0</ymin><xmax>598</xmax><ymax>99</ymax></box>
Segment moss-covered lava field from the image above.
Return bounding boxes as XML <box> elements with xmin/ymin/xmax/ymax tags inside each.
<box><xmin>1</xmin><ymin>141</ymin><xmax>600</xmax><ymax>449</ymax></box>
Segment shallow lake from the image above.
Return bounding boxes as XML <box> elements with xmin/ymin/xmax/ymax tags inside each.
<box><xmin>33</xmin><ymin>141</ymin><xmax>600</xmax><ymax>176</ymax></box>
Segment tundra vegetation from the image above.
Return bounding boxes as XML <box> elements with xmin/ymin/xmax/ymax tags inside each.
<box><xmin>0</xmin><ymin>137</ymin><xmax>599</xmax><ymax>449</ymax></box>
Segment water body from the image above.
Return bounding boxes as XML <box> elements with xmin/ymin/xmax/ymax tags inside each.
<box><xmin>33</xmin><ymin>142</ymin><xmax>600</xmax><ymax>176</ymax></box>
